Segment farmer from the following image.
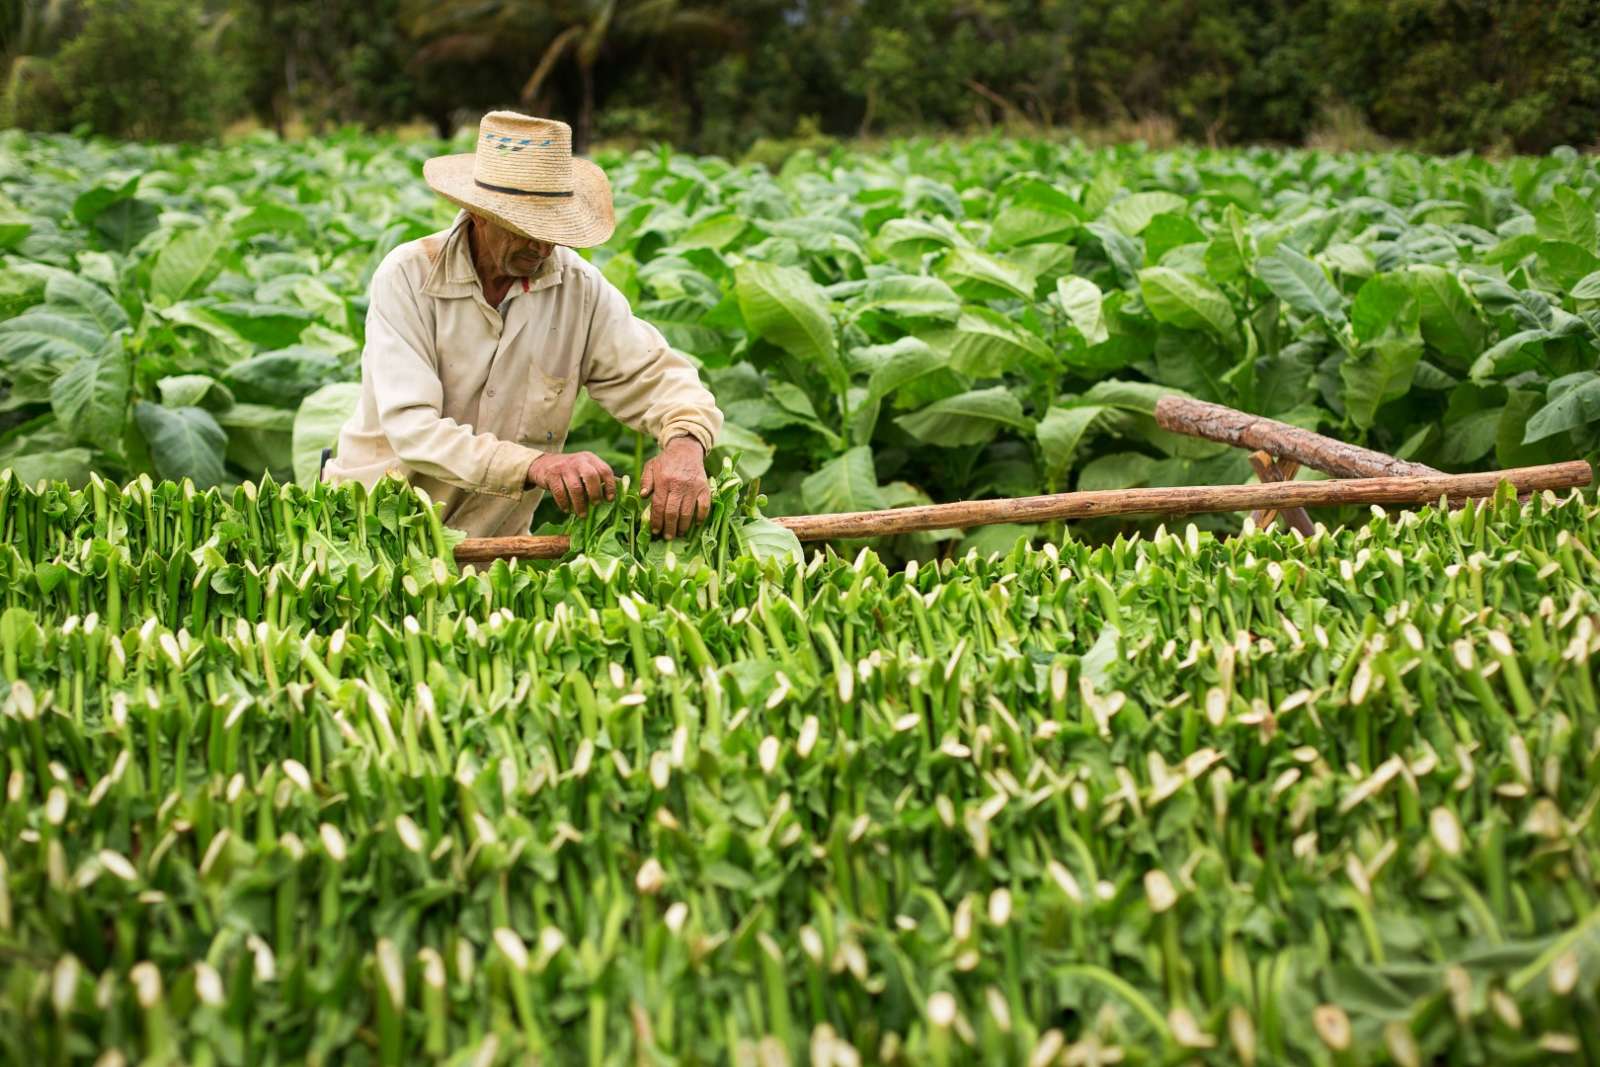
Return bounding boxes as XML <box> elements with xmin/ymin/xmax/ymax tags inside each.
<box><xmin>322</xmin><ymin>111</ymin><xmax>722</xmax><ymax>540</ymax></box>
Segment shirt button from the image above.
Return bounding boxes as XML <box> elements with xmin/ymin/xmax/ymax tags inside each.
<box><xmin>487</xmin><ymin>388</ymin><xmax>497</xmax><ymax>397</ymax></box>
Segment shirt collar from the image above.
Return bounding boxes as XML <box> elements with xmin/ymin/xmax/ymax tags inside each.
<box><xmin>421</xmin><ymin>210</ymin><xmax>566</xmax><ymax>298</ymax></box>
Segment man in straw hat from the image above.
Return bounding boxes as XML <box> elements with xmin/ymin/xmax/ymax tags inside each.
<box><xmin>323</xmin><ymin>111</ymin><xmax>722</xmax><ymax>540</ymax></box>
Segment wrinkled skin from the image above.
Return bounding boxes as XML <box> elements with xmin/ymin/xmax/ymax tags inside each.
<box><xmin>640</xmin><ymin>437</ymin><xmax>711</xmax><ymax>540</ymax></box>
<box><xmin>466</xmin><ymin>212</ymin><xmax>555</xmax><ymax>306</ymax></box>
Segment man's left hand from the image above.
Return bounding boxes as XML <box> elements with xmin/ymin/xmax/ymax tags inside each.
<box><xmin>640</xmin><ymin>437</ymin><xmax>711</xmax><ymax>540</ymax></box>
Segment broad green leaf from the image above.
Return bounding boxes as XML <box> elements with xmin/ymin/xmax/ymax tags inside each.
<box><xmin>1351</xmin><ymin>273</ymin><xmax>1418</xmax><ymax>343</ymax></box>
<box><xmin>849</xmin><ymin>275</ymin><xmax>960</xmax><ymax>322</ymax></box>
<box><xmin>0</xmin><ymin>309</ymin><xmax>106</xmax><ymax>365</ymax></box>
<box><xmin>1536</xmin><ymin>241</ymin><xmax>1600</xmax><ymax>291</ymax></box>
<box><xmin>1078</xmin><ymin>379</ymin><xmax>1186</xmax><ymax>414</ymax></box>
<box><xmin>1470</xmin><ymin>329</ymin><xmax>1549</xmax><ymax>381</ymax></box>
<box><xmin>800</xmin><ymin>446</ymin><xmax>888</xmax><ymax>514</ymax></box>
<box><xmin>206</xmin><ymin>301</ymin><xmax>315</xmax><ymax>349</ymax></box>
<box><xmin>1534</xmin><ymin>186</ymin><xmax>1596</xmax><ymax>249</ymax></box>
<box><xmin>1055</xmin><ymin>276</ymin><xmax>1109</xmax><ymax>345</ymax></box>
<box><xmin>0</xmin><ymin>194</ymin><xmax>32</xmax><ymax>250</ymax></box>
<box><xmin>1573</xmin><ymin>270</ymin><xmax>1600</xmax><ymax>300</ymax></box>
<box><xmin>895</xmin><ymin>386</ymin><xmax>1030</xmax><ymax>447</ymax></box>
<box><xmin>1524</xmin><ymin>372</ymin><xmax>1600</xmax><ymax>444</ymax></box>
<box><xmin>734</xmin><ymin>261</ymin><xmax>844</xmax><ymax>392</ymax></box>
<box><xmin>1408</xmin><ymin>266</ymin><xmax>1485</xmax><ymax>368</ymax></box>
<box><xmin>1341</xmin><ymin>338</ymin><xmax>1422</xmax><ymax>430</ymax></box>
<box><xmin>151</xmin><ymin>225</ymin><xmax>225</xmax><ymax>306</ymax></box>
<box><xmin>222</xmin><ymin>347</ymin><xmax>345</xmax><ymax>407</ymax></box>
<box><xmin>949</xmin><ymin>307</ymin><xmax>1052</xmax><ymax>378</ymax></box>
<box><xmin>134</xmin><ymin>402</ymin><xmax>228</xmax><ymax>489</ymax></box>
<box><xmin>157</xmin><ymin>374</ymin><xmax>235</xmax><ymax>412</ymax></box>
<box><xmin>1037</xmin><ymin>404</ymin><xmax>1112</xmax><ymax>481</ymax></box>
<box><xmin>46</xmin><ymin>274</ymin><xmax>128</xmax><ymax>333</ymax></box>
<box><xmin>4</xmin><ymin>448</ymin><xmax>93</xmax><ymax>487</ymax></box>
<box><xmin>1256</xmin><ymin>244</ymin><xmax>1345</xmax><ymax>322</ymax></box>
<box><xmin>736</xmin><ymin>517</ymin><xmax>802</xmax><ymax>564</ymax></box>
<box><xmin>1138</xmin><ymin>267</ymin><xmax>1237</xmax><ymax>338</ymax></box>
<box><xmin>990</xmin><ymin>179</ymin><xmax>1083</xmax><ymax>247</ymax></box>
<box><xmin>709</xmin><ymin>422</ymin><xmax>775</xmax><ymax>480</ymax></box>
<box><xmin>937</xmin><ymin>247</ymin><xmax>1037</xmax><ymax>301</ymax></box>
<box><xmin>292</xmin><ymin>382</ymin><xmax>361</xmax><ymax>486</ymax></box>
<box><xmin>1077</xmin><ymin>452</ymin><xmax>1156</xmax><ymax>491</ymax></box>
<box><xmin>50</xmin><ymin>336</ymin><xmax>129</xmax><ymax>452</ymax></box>
<box><xmin>1102</xmin><ymin>191</ymin><xmax>1188</xmax><ymax>236</ymax></box>
<box><xmin>674</xmin><ymin>214</ymin><xmax>747</xmax><ymax>251</ymax></box>
<box><xmin>850</xmin><ymin>336</ymin><xmax>945</xmax><ymax>443</ymax></box>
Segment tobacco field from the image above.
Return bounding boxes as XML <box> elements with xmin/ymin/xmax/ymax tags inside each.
<box><xmin>0</xmin><ymin>131</ymin><xmax>1598</xmax><ymax>528</ymax></box>
<box><xmin>0</xmin><ymin>469</ymin><xmax>1597</xmax><ymax>1064</ymax></box>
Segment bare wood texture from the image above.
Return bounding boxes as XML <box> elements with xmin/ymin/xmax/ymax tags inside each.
<box><xmin>454</xmin><ymin>462</ymin><xmax>1592</xmax><ymax>562</ymax></box>
<box><xmin>1247</xmin><ymin>452</ymin><xmax>1316</xmax><ymax>536</ymax></box>
<box><xmin>1155</xmin><ymin>395</ymin><xmax>1441</xmax><ymax>479</ymax></box>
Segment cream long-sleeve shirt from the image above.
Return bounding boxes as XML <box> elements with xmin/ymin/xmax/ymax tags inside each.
<box><xmin>323</xmin><ymin>211</ymin><xmax>722</xmax><ymax>538</ymax></box>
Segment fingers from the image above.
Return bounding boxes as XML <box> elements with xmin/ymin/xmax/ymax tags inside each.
<box><xmin>639</xmin><ymin>460</ymin><xmax>655</xmax><ymax>498</ymax></box>
<box><xmin>562</xmin><ymin>470</ymin><xmax>588</xmax><ymax>516</ymax></box>
<box><xmin>547</xmin><ymin>471</ymin><xmax>571</xmax><ymax>512</ymax></box>
<box><xmin>650</xmin><ymin>484</ymin><xmax>668</xmax><ymax>536</ymax></box>
<box><xmin>695</xmin><ymin>485</ymin><xmax>711</xmax><ymax>527</ymax></box>
<box><xmin>598</xmin><ymin>460</ymin><xmax>617</xmax><ymax>501</ymax></box>
<box><xmin>676</xmin><ymin>491</ymin><xmax>698</xmax><ymax>539</ymax></box>
<box><xmin>578</xmin><ymin>462</ymin><xmax>603</xmax><ymax>513</ymax></box>
<box><xmin>662</xmin><ymin>490</ymin><xmax>684</xmax><ymax>540</ymax></box>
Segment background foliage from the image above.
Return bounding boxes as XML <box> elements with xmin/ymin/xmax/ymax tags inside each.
<box><xmin>2</xmin><ymin>0</ymin><xmax>1599</xmax><ymax>155</ymax></box>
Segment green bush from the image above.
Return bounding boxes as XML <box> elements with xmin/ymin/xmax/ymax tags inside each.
<box><xmin>4</xmin><ymin>0</ymin><xmax>232</xmax><ymax>141</ymax></box>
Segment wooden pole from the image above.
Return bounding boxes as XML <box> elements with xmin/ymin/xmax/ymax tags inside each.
<box><xmin>1154</xmin><ymin>395</ymin><xmax>1441</xmax><ymax>479</ymax></box>
<box><xmin>454</xmin><ymin>461</ymin><xmax>1592</xmax><ymax>563</ymax></box>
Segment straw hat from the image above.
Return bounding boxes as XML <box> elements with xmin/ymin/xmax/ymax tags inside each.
<box><xmin>423</xmin><ymin>111</ymin><xmax>615</xmax><ymax>247</ymax></box>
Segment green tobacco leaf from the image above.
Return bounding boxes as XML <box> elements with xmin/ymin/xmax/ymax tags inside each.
<box><xmin>850</xmin><ymin>337</ymin><xmax>945</xmax><ymax>444</ymax></box>
<box><xmin>1102</xmin><ymin>191</ymin><xmax>1188</xmax><ymax>236</ymax></box>
<box><xmin>0</xmin><ymin>309</ymin><xmax>107</xmax><ymax>366</ymax></box>
<box><xmin>937</xmin><ymin>247</ymin><xmax>1037</xmax><ymax>301</ymax></box>
<box><xmin>736</xmin><ymin>517</ymin><xmax>802</xmax><ymax>564</ymax></box>
<box><xmin>734</xmin><ymin>261</ymin><xmax>844</xmax><ymax>392</ymax></box>
<box><xmin>222</xmin><ymin>347</ymin><xmax>346</xmax><ymax>407</ymax></box>
<box><xmin>949</xmin><ymin>307</ymin><xmax>1052</xmax><ymax>378</ymax></box>
<box><xmin>46</xmin><ymin>273</ymin><xmax>127</xmax><ymax>333</ymax></box>
<box><xmin>0</xmin><ymin>194</ymin><xmax>32</xmax><ymax>250</ymax></box>
<box><xmin>157</xmin><ymin>374</ymin><xmax>235</xmax><ymax>412</ymax></box>
<box><xmin>134</xmin><ymin>402</ymin><xmax>228</xmax><ymax>489</ymax></box>
<box><xmin>709</xmin><ymin>422</ymin><xmax>775</xmax><ymax>480</ymax></box>
<box><xmin>1524</xmin><ymin>372</ymin><xmax>1600</xmax><ymax>444</ymax></box>
<box><xmin>1138</xmin><ymin>267</ymin><xmax>1237</xmax><ymax>338</ymax></box>
<box><xmin>1534</xmin><ymin>186</ymin><xmax>1596</xmax><ymax>249</ymax></box>
<box><xmin>1342</xmin><ymin>338</ymin><xmax>1422</xmax><ymax>430</ymax></box>
<box><xmin>292</xmin><ymin>382</ymin><xmax>361</xmax><ymax>486</ymax></box>
<box><xmin>1037</xmin><ymin>404</ymin><xmax>1113</xmax><ymax>481</ymax></box>
<box><xmin>1078</xmin><ymin>379</ymin><xmax>1185</xmax><ymax>414</ymax></box>
<box><xmin>895</xmin><ymin>386</ymin><xmax>1030</xmax><ymax>447</ymax></box>
<box><xmin>1470</xmin><ymin>329</ymin><xmax>1549</xmax><ymax>381</ymax></box>
<box><xmin>849</xmin><ymin>275</ymin><xmax>960</xmax><ymax>322</ymax></box>
<box><xmin>1256</xmin><ymin>244</ymin><xmax>1345</xmax><ymax>322</ymax></box>
<box><xmin>1573</xmin><ymin>271</ymin><xmax>1600</xmax><ymax>300</ymax></box>
<box><xmin>1055</xmin><ymin>276</ymin><xmax>1109</xmax><ymax>345</ymax></box>
<box><xmin>50</xmin><ymin>336</ymin><xmax>129</xmax><ymax>452</ymax></box>
<box><xmin>1078</xmin><ymin>451</ymin><xmax>1156</xmax><ymax>490</ymax></box>
<box><xmin>206</xmin><ymin>301</ymin><xmax>315</xmax><ymax>349</ymax></box>
<box><xmin>4</xmin><ymin>448</ymin><xmax>93</xmax><ymax>487</ymax></box>
<box><xmin>1409</xmin><ymin>266</ymin><xmax>1484</xmax><ymax>367</ymax></box>
<box><xmin>800</xmin><ymin>446</ymin><xmax>887</xmax><ymax>514</ymax></box>
<box><xmin>1351</xmin><ymin>272</ymin><xmax>1417</xmax><ymax>343</ymax></box>
<box><xmin>151</xmin><ymin>226</ymin><xmax>225</xmax><ymax>306</ymax></box>
<box><xmin>990</xmin><ymin>179</ymin><xmax>1083</xmax><ymax>247</ymax></box>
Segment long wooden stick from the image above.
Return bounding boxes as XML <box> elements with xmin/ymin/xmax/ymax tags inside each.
<box><xmin>453</xmin><ymin>461</ymin><xmax>1592</xmax><ymax>563</ymax></box>
<box><xmin>1154</xmin><ymin>395</ymin><xmax>1441</xmax><ymax>479</ymax></box>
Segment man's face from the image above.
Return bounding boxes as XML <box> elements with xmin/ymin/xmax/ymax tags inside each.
<box><xmin>469</xmin><ymin>213</ymin><xmax>556</xmax><ymax>278</ymax></box>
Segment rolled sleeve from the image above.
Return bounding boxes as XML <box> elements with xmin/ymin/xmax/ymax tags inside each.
<box><xmin>364</xmin><ymin>259</ymin><xmax>542</xmax><ymax>498</ymax></box>
<box><xmin>580</xmin><ymin>281</ymin><xmax>723</xmax><ymax>451</ymax></box>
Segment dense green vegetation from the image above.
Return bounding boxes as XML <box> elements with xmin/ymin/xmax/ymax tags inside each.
<box><xmin>4</xmin><ymin>0</ymin><xmax>1599</xmax><ymax>156</ymax></box>
<box><xmin>1</xmin><ymin>470</ymin><xmax>1598</xmax><ymax>1063</ymax></box>
<box><xmin>1</xmin><ymin>132</ymin><xmax>1597</xmax><ymax>545</ymax></box>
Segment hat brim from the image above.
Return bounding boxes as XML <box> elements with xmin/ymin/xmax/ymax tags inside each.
<box><xmin>422</xmin><ymin>153</ymin><xmax>616</xmax><ymax>247</ymax></box>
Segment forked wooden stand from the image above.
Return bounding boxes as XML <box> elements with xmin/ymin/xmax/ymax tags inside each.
<box><xmin>453</xmin><ymin>397</ymin><xmax>1593</xmax><ymax>565</ymax></box>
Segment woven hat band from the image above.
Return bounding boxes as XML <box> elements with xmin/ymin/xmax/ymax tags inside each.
<box><xmin>474</xmin><ymin>179</ymin><xmax>574</xmax><ymax>198</ymax></box>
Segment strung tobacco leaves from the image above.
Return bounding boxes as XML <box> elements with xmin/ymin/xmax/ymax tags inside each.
<box><xmin>0</xmin><ymin>474</ymin><xmax>1598</xmax><ymax>1066</ymax></box>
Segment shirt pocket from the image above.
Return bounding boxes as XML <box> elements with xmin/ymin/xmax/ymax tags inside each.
<box><xmin>522</xmin><ymin>373</ymin><xmax>574</xmax><ymax>449</ymax></box>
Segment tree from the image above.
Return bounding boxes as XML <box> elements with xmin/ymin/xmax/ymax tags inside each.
<box><xmin>406</xmin><ymin>0</ymin><xmax>736</xmax><ymax>151</ymax></box>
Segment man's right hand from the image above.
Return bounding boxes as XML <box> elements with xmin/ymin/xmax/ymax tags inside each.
<box><xmin>527</xmin><ymin>451</ymin><xmax>617</xmax><ymax>517</ymax></box>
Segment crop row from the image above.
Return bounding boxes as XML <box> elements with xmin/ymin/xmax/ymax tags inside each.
<box><xmin>1</xmin><ymin>477</ymin><xmax>1597</xmax><ymax>1064</ymax></box>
